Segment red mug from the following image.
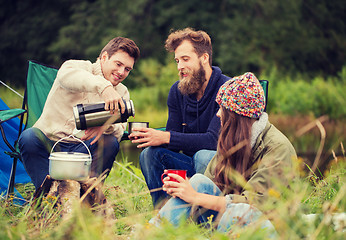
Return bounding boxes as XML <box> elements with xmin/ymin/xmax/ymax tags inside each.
<box><xmin>161</xmin><ymin>169</ymin><xmax>187</xmax><ymax>183</ymax></box>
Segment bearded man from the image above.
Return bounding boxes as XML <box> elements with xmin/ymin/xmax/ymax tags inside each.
<box><xmin>129</xmin><ymin>28</ymin><xmax>231</xmax><ymax>208</ymax></box>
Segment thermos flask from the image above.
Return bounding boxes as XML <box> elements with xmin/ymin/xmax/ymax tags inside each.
<box><xmin>73</xmin><ymin>100</ymin><xmax>135</xmax><ymax>130</ymax></box>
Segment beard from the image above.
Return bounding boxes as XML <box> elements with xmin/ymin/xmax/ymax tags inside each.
<box><xmin>178</xmin><ymin>62</ymin><xmax>206</xmax><ymax>96</ymax></box>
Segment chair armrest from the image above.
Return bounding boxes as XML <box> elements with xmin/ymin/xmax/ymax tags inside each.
<box><xmin>0</xmin><ymin>109</ymin><xmax>27</xmax><ymax>123</ymax></box>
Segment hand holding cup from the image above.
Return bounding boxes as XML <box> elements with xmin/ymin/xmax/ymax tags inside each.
<box><xmin>161</xmin><ymin>169</ymin><xmax>187</xmax><ymax>183</ymax></box>
<box><xmin>128</xmin><ymin>122</ymin><xmax>149</xmax><ymax>140</ymax></box>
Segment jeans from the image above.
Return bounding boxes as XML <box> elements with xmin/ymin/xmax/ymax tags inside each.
<box><xmin>154</xmin><ymin>173</ymin><xmax>220</xmax><ymax>226</ymax></box>
<box><xmin>152</xmin><ymin>174</ymin><xmax>276</xmax><ymax>237</ymax></box>
<box><xmin>18</xmin><ymin>127</ymin><xmax>119</xmax><ymax>189</ymax></box>
<box><xmin>139</xmin><ymin>146</ymin><xmax>195</xmax><ymax>208</ymax></box>
<box><xmin>193</xmin><ymin>150</ymin><xmax>217</xmax><ymax>174</ymax></box>
<box><xmin>140</xmin><ymin>147</ymin><xmax>217</xmax><ymax>207</ymax></box>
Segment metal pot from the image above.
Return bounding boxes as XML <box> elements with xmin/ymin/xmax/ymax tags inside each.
<box><xmin>49</xmin><ymin>135</ymin><xmax>92</xmax><ymax>181</ymax></box>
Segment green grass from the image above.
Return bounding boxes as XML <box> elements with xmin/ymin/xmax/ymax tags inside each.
<box><xmin>1</xmin><ymin>155</ymin><xmax>345</xmax><ymax>239</ymax></box>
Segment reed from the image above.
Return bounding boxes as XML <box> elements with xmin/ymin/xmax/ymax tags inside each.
<box><xmin>1</xmin><ymin>144</ymin><xmax>345</xmax><ymax>239</ymax></box>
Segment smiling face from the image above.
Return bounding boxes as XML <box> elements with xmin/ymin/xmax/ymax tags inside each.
<box><xmin>100</xmin><ymin>50</ymin><xmax>135</xmax><ymax>86</ymax></box>
<box><xmin>174</xmin><ymin>40</ymin><xmax>207</xmax><ymax>95</ymax></box>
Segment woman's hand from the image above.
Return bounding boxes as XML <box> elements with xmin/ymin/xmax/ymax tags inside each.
<box><xmin>162</xmin><ymin>171</ymin><xmax>198</xmax><ymax>204</ymax></box>
<box><xmin>163</xmin><ymin>171</ymin><xmax>228</xmax><ymax>212</ymax></box>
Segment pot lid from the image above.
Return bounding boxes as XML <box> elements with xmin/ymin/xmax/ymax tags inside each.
<box><xmin>50</xmin><ymin>152</ymin><xmax>91</xmax><ymax>160</ymax></box>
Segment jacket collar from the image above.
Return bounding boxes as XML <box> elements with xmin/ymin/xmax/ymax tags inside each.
<box><xmin>250</xmin><ymin>112</ymin><xmax>268</xmax><ymax>148</ymax></box>
<box><xmin>251</xmin><ymin>118</ymin><xmax>271</xmax><ymax>161</ymax></box>
<box><xmin>92</xmin><ymin>59</ymin><xmax>103</xmax><ymax>77</ymax></box>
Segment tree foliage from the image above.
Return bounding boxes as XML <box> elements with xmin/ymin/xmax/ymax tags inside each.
<box><xmin>0</xmin><ymin>0</ymin><xmax>344</xmax><ymax>86</ymax></box>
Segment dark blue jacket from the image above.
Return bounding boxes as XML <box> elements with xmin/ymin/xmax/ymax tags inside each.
<box><xmin>166</xmin><ymin>66</ymin><xmax>231</xmax><ymax>156</ymax></box>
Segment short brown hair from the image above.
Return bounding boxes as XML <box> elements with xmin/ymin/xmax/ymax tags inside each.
<box><xmin>165</xmin><ymin>28</ymin><xmax>212</xmax><ymax>66</ymax></box>
<box><xmin>100</xmin><ymin>37</ymin><xmax>140</xmax><ymax>62</ymax></box>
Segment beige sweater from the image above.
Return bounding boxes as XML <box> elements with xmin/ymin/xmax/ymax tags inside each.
<box><xmin>34</xmin><ymin>59</ymin><xmax>129</xmax><ymax>142</ymax></box>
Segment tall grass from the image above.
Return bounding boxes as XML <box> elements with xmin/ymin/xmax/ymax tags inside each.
<box><xmin>1</xmin><ymin>152</ymin><xmax>345</xmax><ymax>239</ymax></box>
<box><xmin>1</xmin><ymin>120</ymin><xmax>345</xmax><ymax>239</ymax></box>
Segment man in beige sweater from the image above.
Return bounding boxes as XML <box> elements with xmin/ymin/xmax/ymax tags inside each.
<box><xmin>18</xmin><ymin>37</ymin><xmax>140</xmax><ymax>189</ymax></box>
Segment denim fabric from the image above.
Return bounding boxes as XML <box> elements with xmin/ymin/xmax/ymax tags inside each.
<box><xmin>18</xmin><ymin>127</ymin><xmax>119</xmax><ymax>189</ymax></box>
<box><xmin>193</xmin><ymin>150</ymin><xmax>217</xmax><ymax>174</ymax></box>
<box><xmin>152</xmin><ymin>173</ymin><xmax>276</xmax><ymax>237</ymax></box>
<box><xmin>217</xmin><ymin>203</ymin><xmax>276</xmax><ymax>235</ymax></box>
<box><xmin>139</xmin><ymin>146</ymin><xmax>196</xmax><ymax>207</ymax></box>
<box><xmin>155</xmin><ymin>173</ymin><xmax>220</xmax><ymax>226</ymax></box>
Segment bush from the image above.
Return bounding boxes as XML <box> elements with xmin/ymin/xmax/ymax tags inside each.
<box><xmin>262</xmin><ymin>66</ymin><xmax>346</xmax><ymax>120</ymax></box>
<box><xmin>129</xmin><ymin>58</ymin><xmax>177</xmax><ymax>113</ymax></box>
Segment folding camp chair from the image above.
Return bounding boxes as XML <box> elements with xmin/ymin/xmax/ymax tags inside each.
<box><xmin>0</xmin><ymin>60</ymin><xmax>58</xmax><ymax>198</ymax></box>
<box><xmin>260</xmin><ymin>80</ymin><xmax>269</xmax><ymax>111</ymax></box>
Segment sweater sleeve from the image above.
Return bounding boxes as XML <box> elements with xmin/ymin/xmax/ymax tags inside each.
<box><xmin>168</xmin><ymin>115</ymin><xmax>220</xmax><ymax>154</ymax></box>
<box><xmin>166</xmin><ymin>83</ymin><xmax>220</xmax><ymax>155</ymax></box>
<box><xmin>56</xmin><ymin>60</ymin><xmax>112</xmax><ymax>95</ymax></box>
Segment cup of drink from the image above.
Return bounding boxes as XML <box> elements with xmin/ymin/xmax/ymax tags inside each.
<box><xmin>128</xmin><ymin>122</ymin><xmax>149</xmax><ymax>134</ymax></box>
<box><xmin>161</xmin><ymin>169</ymin><xmax>187</xmax><ymax>183</ymax></box>
<box><xmin>128</xmin><ymin>122</ymin><xmax>149</xmax><ymax>140</ymax></box>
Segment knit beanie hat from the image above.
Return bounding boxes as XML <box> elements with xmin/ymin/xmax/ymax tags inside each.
<box><xmin>216</xmin><ymin>72</ymin><xmax>265</xmax><ymax>118</ymax></box>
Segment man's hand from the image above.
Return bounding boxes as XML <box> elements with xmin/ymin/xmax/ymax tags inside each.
<box><xmin>80</xmin><ymin>126</ymin><xmax>107</xmax><ymax>145</ymax></box>
<box><xmin>101</xmin><ymin>86</ymin><xmax>125</xmax><ymax>114</ymax></box>
<box><xmin>129</xmin><ymin>128</ymin><xmax>170</xmax><ymax>148</ymax></box>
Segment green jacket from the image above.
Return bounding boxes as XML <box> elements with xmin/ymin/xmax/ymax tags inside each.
<box><xmin>204</xmin><ymin>121</ymin><xmax>297</xmax><ymax>205</ymax></box>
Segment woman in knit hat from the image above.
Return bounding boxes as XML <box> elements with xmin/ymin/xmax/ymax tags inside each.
<box><xmin>150</xmin><ymin>72</ymin><xmax>297</xmax><ymax>235</ymax></box>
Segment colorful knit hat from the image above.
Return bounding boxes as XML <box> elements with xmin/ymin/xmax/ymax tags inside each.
<box><xmin>216</xmin><ymin>72</ymin><xmax>265</xmax><ymax>118</ymax></box>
